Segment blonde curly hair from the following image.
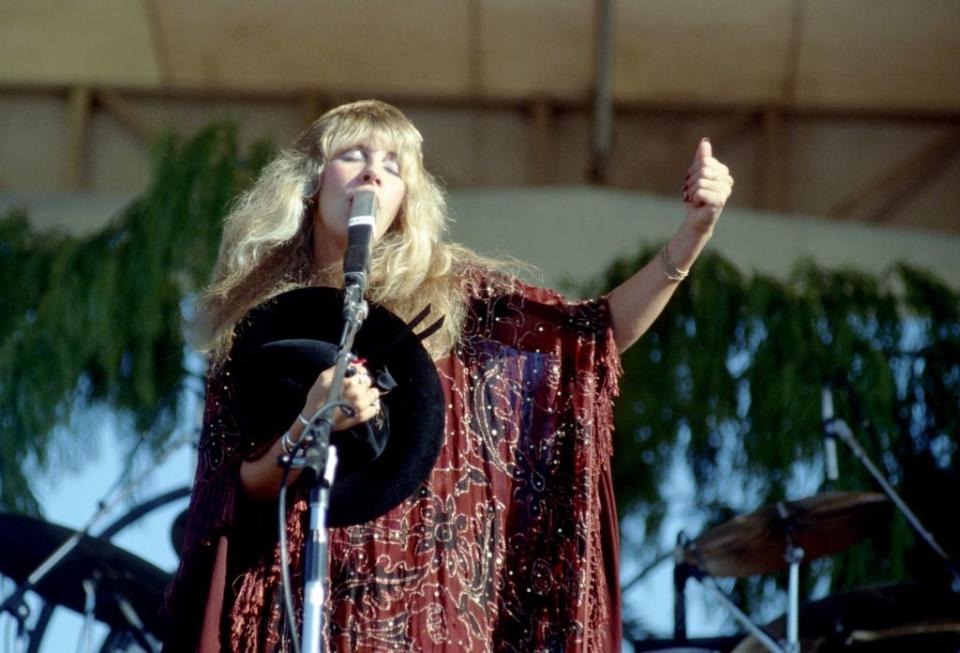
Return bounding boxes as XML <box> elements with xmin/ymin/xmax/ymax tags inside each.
<box><xmin>192</xmin><ymin>99</ymin><xmax>517</xmax><ymax>365</ymax></box>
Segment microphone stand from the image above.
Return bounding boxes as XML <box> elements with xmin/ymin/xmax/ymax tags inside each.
<box><xmin>294</xmin><ymin>282</ymin><xmax>368</xmax><ymax>653</ymax></box>
<box><xmin>824</xmin><ymin>416</ymin><xmax>960</xmax><ymax>590</ymax></box>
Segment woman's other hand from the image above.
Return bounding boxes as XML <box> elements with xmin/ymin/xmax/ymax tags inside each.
<box><xmin>302</xmin><ymin>362</ymin><xmax>382</xmax><ymax>431</ymax></box>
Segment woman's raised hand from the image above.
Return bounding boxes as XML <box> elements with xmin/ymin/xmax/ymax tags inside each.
<box><xmin>682</xmin><ymin>138</ymin><xmax>734</xmax><ymax>234</ymax></box>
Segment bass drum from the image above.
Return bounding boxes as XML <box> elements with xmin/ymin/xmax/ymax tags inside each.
<box><xmin>731</xmin><ymin>583</ymin><xmax>960</xmax><ymax>653</ymax></box>
<box><xmin>97</xmin><ymin>630</ymin><xmax>157</xmax><ymax>652</ymax></box>
<box><xmin>631</xmin><ymin>637</ymin><xmax>739</xmax><ymax>652</ymax></box>
<box><xmin>634</xmin><ymin>649</ymin><xmax>723</xmax><ymax>653</ymax></box>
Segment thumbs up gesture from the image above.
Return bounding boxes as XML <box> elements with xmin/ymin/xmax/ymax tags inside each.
<box><xmin>682</xmin><ymin>138</ymin><xmax>734</xmax><ymax>234</ymax></box>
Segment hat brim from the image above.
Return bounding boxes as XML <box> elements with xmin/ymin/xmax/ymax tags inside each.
<box><xmin>228</xmin><ymin>287</ymin><xmax>445</xmax><ymax>526</ymax></box>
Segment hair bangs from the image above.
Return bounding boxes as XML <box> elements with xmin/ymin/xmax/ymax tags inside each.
<box><xmin>319</xmin><ymin>105</ymin><xmax>422</xmax><ymax>175</ymax></box>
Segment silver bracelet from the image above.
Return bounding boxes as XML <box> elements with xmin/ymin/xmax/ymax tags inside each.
<box><xmin>297</xmin><ymin>412</ymin><xmax>310</xmax><ymax>427</ymax></box>
<box><xmin>659</xmin><ymin>243</ymin><xmax>689</xmax><ymax>282</ymax></box>
<box><xmin>281</xmin><ymin>430</ymin><xmax>302</xmax><ymax>456</ymax></box>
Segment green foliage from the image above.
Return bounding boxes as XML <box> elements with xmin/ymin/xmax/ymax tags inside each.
<box><xmin>587</xmin><ymin>244</ymin><xmax>960</xmax><ymax>618</ymax></box>
<box><xmin>0</xmin><ymin>124</ymin><xmax>273</xmax><ymax>514</ymax></box>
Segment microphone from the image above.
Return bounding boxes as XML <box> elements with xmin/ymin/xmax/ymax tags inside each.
<box><xmin>822</xmin><ymin>386</ymin><xmax>839</xmax><ymax>482</ymax></box>
<box><xmin>343</xmin><ymin>190</ymin><xmax>377</xmax><ymax>291</ymax></box>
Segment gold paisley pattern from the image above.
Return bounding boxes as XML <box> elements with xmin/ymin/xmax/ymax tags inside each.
<box><xmin>326</xmin><ymin>283</ymin><xmax>622</xmax><ymax>652</ymax></box>
<box><xmin>166</xmin><ymin>281</ymin><xmax>623</xmax><ymax>653</ymax></box>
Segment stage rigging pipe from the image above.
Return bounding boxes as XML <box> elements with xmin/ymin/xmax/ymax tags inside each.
<box><xmin>591</xmin><ymin>0</ymin><xmax>615</xmax><ymax>183</ymax></box>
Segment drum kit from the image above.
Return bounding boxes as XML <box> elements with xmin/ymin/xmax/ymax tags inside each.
<box><xmin>633</xmin><ymin>490</ymin><xmax>960</xmax><ymax>653</ymax></box>
<box><xmin>636</xmin><ymin>390</ymin><xmax>960</xmax><ymax>653</ymax></box>
<box><xmin>0</xmin><ymin>476</ymin><xmax>190</xmax><ymax>653</ymax></box>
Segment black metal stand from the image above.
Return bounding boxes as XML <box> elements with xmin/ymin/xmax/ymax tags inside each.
<box><xmin>673</xmin><ymin>532</ymin><xmax>689</xmax><ymax>642</ymax></box>
<box><xmin>825</xmin><ymin>416</ymin><xmax>960</xmax><ymax>590</ymax></box>
<box><xmin>685</xmin><ymin>564</ymin><xmax>788</xmax><ymax>653</ymax></box>
<box><xmin>0</xmin><ymin>435</ymin><xmax>189</xmax><ymax>651</ymax></box>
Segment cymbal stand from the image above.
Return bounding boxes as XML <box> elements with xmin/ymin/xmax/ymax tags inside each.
<box><xmin>0</xmin><ymin>433</ymin><xmax>190</xmax><ymax>643</ymax></box>
<box><xmin>678</xmin><ymin>532</ymin><xmax>787</xmax><ymax>653</ymax></box>
<box><xmin>688</xmin><ymin>570</ymin><xmax>787</xmax><ymax>653</ymax></box>
<box><xmin>825</xmin><ymin>417</ymin><xmax>960</xmax><ymax>590</ymax></box>
<box><xmin>111</xmin><ymin>590</ymin><xmax>159</xmax><ymax>652</ymax></box>
<box><xmin>776</xmin><ymin>503</ymin><xmax>803</xmax><ymax>653</ymax></box>
<box><xmin>6</xmin><ymin>594</ymin><xmax>29</xmax><ymax>653</ymax></box>
<box><xmin>79</xmin><ymin>577</ymin><xmax>97</xmax><ymax>653</ymax></box>
<box><xmin>673</xmin><ymin>533</ymin><xmax>689</xmax><ymax>642</ymax></box>
<box><xmin>293</xmin><ymin>284</ymin><xmax>368</xmax><ymax>653</ymax></box>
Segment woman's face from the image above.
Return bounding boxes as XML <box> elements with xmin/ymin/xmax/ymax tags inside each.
<box><xmin>315</xmin><ymin>136</ymin><xmax>406</xmax><ymax>250</ymax></box>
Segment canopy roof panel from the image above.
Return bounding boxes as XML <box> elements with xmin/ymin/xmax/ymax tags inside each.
<box><xmin>1</xmin><ymin>1</ymin><xmax>956</xmax><ymax>111</ymax></box>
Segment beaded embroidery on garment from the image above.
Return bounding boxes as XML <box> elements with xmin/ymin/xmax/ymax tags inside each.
<box><xmin>163</xmin><ymin>280</ymin><xmax>623</xmax><ymax>653</ymax></box>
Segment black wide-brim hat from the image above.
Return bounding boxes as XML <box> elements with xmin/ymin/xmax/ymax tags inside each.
<box><xmin>228</xmin><ymin>287</ymin><xmax>445</xmax><ymax>526</ymax></box>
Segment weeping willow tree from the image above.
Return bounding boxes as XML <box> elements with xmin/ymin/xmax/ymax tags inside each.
<box><xmin>1</xmin><ymin>125</ymin><xmax>958</xmax><ymax>629</ymax></box>
<box><xmin>0</xmin><ymin>125</ymin><xmax>273</xmax><ymax>513</ymax></box>
<box><xmin>583</xmin><ymin>246</ymin><xmax>960</xmax><ymax>635</ymax></box>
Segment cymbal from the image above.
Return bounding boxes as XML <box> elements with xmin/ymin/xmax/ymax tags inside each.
<box><xmin>684</xmin><ymin>492</ymin><xmax>891</xmax><ymax>578</ymax></box>
<box><xmin>0</xmin><ymin>512</ymin><xmax>170</xmax><ymax>635</ymax></box>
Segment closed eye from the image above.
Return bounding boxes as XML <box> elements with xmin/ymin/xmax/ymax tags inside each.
<box><xmin>336</xmin><ymin>148</ymin><xmax>363</xmax><ymax>162</ymax></box>
<box><xmin>383</xmin><ymin>159</ymin><xmax>401</xmax><ymax>176</ymax></box>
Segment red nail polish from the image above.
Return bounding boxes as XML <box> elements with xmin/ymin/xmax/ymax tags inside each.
<box><xmin>684</xmin><ymin>192</ymin><xmax>690</xmax><ymax>202</ymax></box>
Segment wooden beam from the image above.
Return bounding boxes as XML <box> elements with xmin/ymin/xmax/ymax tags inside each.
<box><xmin>761</xmin><ymin>109</ymin><xmax>789</xmax><ymax>212</ymax></box>
<box><xmin>589</xmin><ymin>0</ymin><xmax>615</xmax><ymax>184</ymax></box>
<box><xmin>300</xmin><ymin>92</ymin><xmax>323</xmax><ymax>128</ymax></box>
<box><xmin>704</xmin><ymin>111</ymin><xmax>760</xmax><ymax>148</ymax></box>
<box><xmin>782</xmin><ymin>0</ymin><xmax>806</xmax><ymax>106</ymax></box>
<box><xmin>829</xmin><ymin>129</ymin><xmax>960</xmax><ymax>221</ymax></box>
<box><xmin>529</xmin><ymin>97</ymin><xmax>554</xmax><ymax>185</ymax></box>
<box><xmin>467</xmin><ymin>0</ymin><xmax>483</xmax><ymax>94</ymax></box>
<box><xmin>143</xmin><ymin>0</ymin><xmax>172</xmax><ymax>85</ymax></box>
<box><xmin>63</xmin><ymin>86</ymin><xmax>92</xmax><ymax>191</ymax></box>
<box><xmin>1</xmin><ymin>83</ymin><xmax>958</xmax><ymax>123</ymax></box>
<box><xmin>96</xmin><ymin>89</ymin><xmax>153</xmax><ymax>142</ymax></box>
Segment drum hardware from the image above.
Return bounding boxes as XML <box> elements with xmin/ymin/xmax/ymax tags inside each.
<box><xmin>677</xmin><ymin>533</ymin><xmax>788</xmax><ymax>653</ymax></box>
<box><xmin>730</xmin><ymin>583</ymin><xmax>960</xmax><ymax>652</ymax></box>
<box><xmin>0</xmin><ymin>434</ymin><xmax>190</xmax><ymax>651</ymax></box>
<box><xmin>673</xmin><ymin>534</ymin><xmax>690</xmax><ymax>642</ymax></box>
<box><xmin>79</xmin><ymin>577</ymin><xmax>97</xmax><ymax>653</ymax></box>
<box><xmin>0</xmin><ymin>512</ymin><xmax>170</xmax><ymax>650</ymax></box>
<box><xmin>629</xmin><ymin>635</ymin><xmax>744</xmax><ymax>653</ymax></box>
<box><xmin>847</xmin><ymin>620</ymin><xmax>960</xmax><ymax>643</ymax></box>
<box><xmin>823</xmin><ymin>409</ymin><xmax>960</xmax><ymax>590</ymax></box>
<box><xmin>676</xmin><ymin>492</ymin><xmax>892</xmax><ymax>653</ymax></box>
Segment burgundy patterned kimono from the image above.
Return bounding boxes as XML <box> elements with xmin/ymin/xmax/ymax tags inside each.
<box><xmin>163</xmin><ymin>280</ymin><xmax>623</xmax><ymax>652</ymax></box>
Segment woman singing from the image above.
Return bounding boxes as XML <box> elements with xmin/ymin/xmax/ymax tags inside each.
<box><xmin>163</xmin><ymin>99</ymin><xmax>733</xmax><ymax>652</ymax></box>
